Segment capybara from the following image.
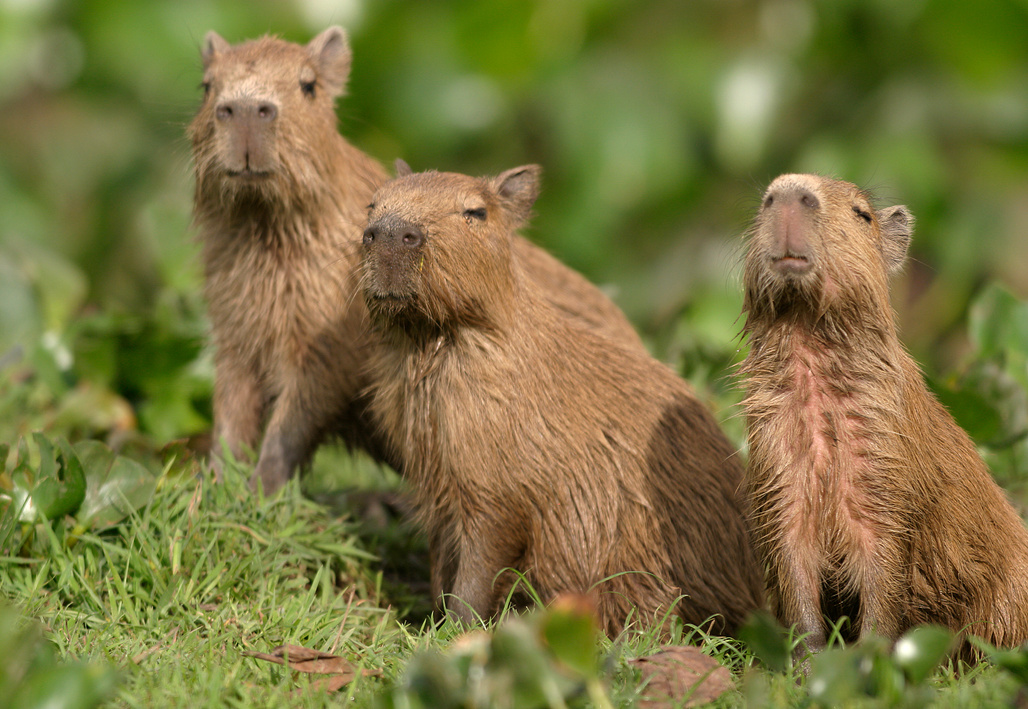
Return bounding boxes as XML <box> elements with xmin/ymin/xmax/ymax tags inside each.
<box><xmin>740</xmin><ymin>173</ymin><xmax>1028</xmax><ymax>656</ymax></box>
<box><xmin>189</xmin><ymin>28</ymin><xmax>643</xmax><ymax>493</ymax></box>
<box><xmin>359</xmin><ymin>165</ymin><xmax>765</xmax><ymax>636</ymax></box>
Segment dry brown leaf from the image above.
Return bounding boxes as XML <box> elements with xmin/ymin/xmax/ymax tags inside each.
<box><xmin>245</xmin><ymin>644</ymin><xmax>352</xmax><ymax>675</ymax></box>
<box><xmin>244</xmin><ymin>643</ymin><xmax>381</xmax><ymax>691</ymax></box>
<box><xmin>630</xmin><ymin>645</ymin><xmax>734</xmax><ymax>708</ymax></box>
<box><xmin>311</xmin><ymin>673</ymin><xmax>369</xmax><ymax>693</ymax></box>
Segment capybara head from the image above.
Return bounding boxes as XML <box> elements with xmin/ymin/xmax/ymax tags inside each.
<box><xmin>743</xmin><ymin>173</ymin><xmax>914</xmax><ymax>325</ymax></box>
<box><xmin>189</xmin><ymin>26</ymin><xmax>352</xmax><ymax>206</ymax></box>
<box><xmin>361</xmin><ymin>162</ymin><xmax>541</xmax><ymax>332</ymax></box>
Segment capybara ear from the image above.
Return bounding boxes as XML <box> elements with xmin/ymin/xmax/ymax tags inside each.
<box><xmin>394</xmin><ymin>158</ymin><xmax>414</xmax><ymax>178</ymax></box>
<box><xmin>491</xmin><ymin>165</ymin><xmax>541</xmax><ymax>223</ymax></box>
<box><xmin>202</xmin><ymin>31</ymin><xmax>231</xmax><ymax>69</ymax></box>
<box><xmin>307</xmin><ymin>26</ymin><xmax>352</xmax><ymax>97</ymax></box>
<box><xmin>877</xmin><ymin>205</ymin><xmax>914</xmax><ymax>275</ymax></box>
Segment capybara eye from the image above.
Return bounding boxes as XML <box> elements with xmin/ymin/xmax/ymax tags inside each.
<box><xmin>763</xmin><ymin>194</ymin><xmax>774</xmax><ymax>209</ymax></box>
<box><xmin>200</xmin><ymin>81</ymin><xmax>211</xmax><ymax>98</ymax></box>
<box><xmin>853</xmin><ymin>206</ymin><xmax>872</xmax><ymax>223</ymax></box>
<box><xmin>300</xmin><ymin>80</ymin><xmax>316</xmax><ymax>98</ymax></box>
<box><xmin>463</xmin><ymin>207</ymin><xmax>487</xmax><ymax>222</ymax></box>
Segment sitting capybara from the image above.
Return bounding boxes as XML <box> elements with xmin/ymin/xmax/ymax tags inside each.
<box><xmin>740</xmin><ymin>173</ymin><xmax>1028</xmax><ymax>656</ymax></box>
<box><xmin>189</xmin><ymin>28</ymin><xmax>642</xmax><ymax>493</ymax></box>
<box><xmin>359</xmin><ymin>165</ymin><xmax>764</xmax><ymax>636</ymax></box>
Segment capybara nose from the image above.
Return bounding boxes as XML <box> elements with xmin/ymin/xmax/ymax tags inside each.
<box><xmin>767</xmin><ymin>184</ymin><xmax>820</xmax><ymax>212</ymax></box>
<box><xmin>399</xmin><ymin>227</ymin><xmax>423</xmax><ymax>247</ymax></box>
<box><xmin>364</xmin><ymin>221</ymin><xmax>424</xmax><ymax>248</ymax></box>
<box><xmin>215</xmin><ymin>98</ymin><xmax>279</xmax><ymax>123</ymax></box>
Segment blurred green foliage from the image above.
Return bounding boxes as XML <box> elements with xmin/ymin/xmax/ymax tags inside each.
<box><xmin>1</xmin><ymin>0</ymin><xmax>1027</xmax><ymax>459</ymax></box>
<box><xmin>0</xmin><ymin>602</ymin><xmax>118</xmax><ymax>709</ymax></box>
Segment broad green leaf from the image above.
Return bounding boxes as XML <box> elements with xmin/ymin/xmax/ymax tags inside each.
<box><xmin>0</xmin><ymin>253</ymin><xmax>41</xmax><ymax>356</ymax></box>
<box><xmin>28</xmin><ymin>434</ymin><xmax>85</xmax><ymax>520</ymax></box>
<box><xmin>13</xmin><ymin>239</ymin><xmax>88</xmax><ymax>335</ymax></box>
<box><xmin>969</xmin><ymin>284</ymin><xmax>1028</xmax><ymax>359</ymax></box>
<box><xmin>73</xmin><ymin>439</ymin><xmax>157</xmax><ymax>530</ymax></box>
<box><xmin>928</xmin><ymin>378</ymin><xmax>1004</xmax><ymax>444</ymax></box>
<box><xmin>9</xmin><ymin>459</ymin><xmax>35</xmax><ymax>523</ymax></box>
<box><xmin>807</xmin><ymin>648</ymin><xmax>864</xmax><ymax>707</ymax></box>
<box><xmin>10</xmin><ymin>663</ymin><xmax>118</xmax><ymax>709</ymax></box>
<box><xmin>541</xmin><ymin>595</ymin><xmax>601</xmax><ymax>677</ymax></box>
<box><xmin>893</xmin><ymin>625</ymin><xmax>952</xmax><ymax>684</ymax></box>
<box><xmin>970</xmin><ymin>636</ymin><xmax>1028</xmax><ymax>685</ymax></box>
<box><xmin>491</xmin><ymin>619</ymin><xmax>567</xmax><ymax>708</ymax></box>
<box><xmin>738</xmin><ymin>611</ymin><xmax>792</xmax><ymax>674</ymax></box>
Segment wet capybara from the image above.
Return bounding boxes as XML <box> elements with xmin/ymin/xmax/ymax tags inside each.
<box><xmin>360</xmin><ymin>165</ymin><xmax>764</xmax><ymax>636</ymax></box>
<box><xmin>189</xmin><ymin>29</ymin><xmax>642</xmax><ymax>494</ymax></box>
<box><xmin>740</xmin><ymin>173</ymin><xmax>1028</xmax><ymax>655</ymax></box>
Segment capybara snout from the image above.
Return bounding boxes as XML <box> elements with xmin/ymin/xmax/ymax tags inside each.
<box><xmin>362</xmin><ymin>215</ymin><xmax>427</xmax><ymax>300</ymax></box>
<box><xmin>211</xmin><ymin>95</ymin><xmax>280</xmax><ymax>175</ymax></box>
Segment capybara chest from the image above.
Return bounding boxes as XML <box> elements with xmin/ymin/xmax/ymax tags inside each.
<box><xmin>752</xmin><ymin>341</ymin><xmax>890</xmax><ymax>570</ymax></box>
<box><xmin>205</xmin><ymin>237</ymin><xmax>353</xmax><ymax>373</ymax></box>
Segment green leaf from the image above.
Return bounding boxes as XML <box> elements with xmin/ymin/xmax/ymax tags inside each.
<box><xmin>928</xmin><ymin>377</ymin><xmax>1004</xmax><ymax>443</ymax></box>
<box><xmin>0</xmin><ymin>603</ymin><xmax>117</xmax><ymax>709</ymax></box>
<box><xmin>541</xmin><ymin>595</ymin><xmax>601</xmax><ymax>677</ymax></box>
<box><xmin>73</xmin><ymin>439</ymin><xmax>157</xmax><ymax>530</ymax></box>
<box><xmin>968</xmin><ymin>283</ymin><xmax>1028</xmax><ymax>359</ymax></box>
<box><xmin>10</xmin><ymin>663</ymin><xmax>118</xmax><ymax>709</ymax></box>
<box><xmin>490</xmin><ymin>619</ymin><xmax>570</xmax><ymax>709</ymax></box>
<box><xmin>738</xmin><ymin>611</ymin><xmax>792</xmax><ymax>674</ymax></box>
<box><xmin>970</xmin><ymin>636</ymin><xmax>1028</xmax><ymax>684</ymax></box>
<box><xmin>892</xmin><ymin>625</ymin><xmax>952</xmax><ymax>684</ymax></box>
<box><xmin>0</xmin><ymin>252</ymin><xmax>42</xmax><ymax>356</ymax></box>
<box><xmin>806</xmin><ymin>648</ymin><xmax>864</xmax><ymax>707</ymax></box>
<box><xmin>28</xmin><ymin>434</ymin><xmax>85</xmax><ymax>520</ymax></box>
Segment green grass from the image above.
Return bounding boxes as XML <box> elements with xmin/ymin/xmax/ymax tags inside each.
<box><xmin>3</xmin><ymin>449</ymin><xmax>1027</xmax><ymax>707</ymax></box>
<box><xmin>3</xmin><ymin>456</ymin><xmax>402</xmax><ymax>707</ymax></box>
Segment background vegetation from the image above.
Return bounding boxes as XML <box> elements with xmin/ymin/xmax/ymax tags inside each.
<box><xmin>2</xmin><ymin>0</ymin><xmax>1028</xmax><ymax>706</ymax></box>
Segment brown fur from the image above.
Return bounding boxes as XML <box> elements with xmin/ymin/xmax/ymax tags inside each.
<box><xmin>740</xmin><ymin>173</ymin><xmax>1028</xmax><ymax>656</ymax></box>
<box><xmin>359</xmin><ymin>167</ymin><xmax>764</xmax><ymax>637</ymax></box>
<box><xmin>189</xmin><ymin>29</ymin><xmax>642</xmax><ymax>493</ymax></box>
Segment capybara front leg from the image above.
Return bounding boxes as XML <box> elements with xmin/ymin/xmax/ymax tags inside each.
<box><xmin>446</xmin><ymin>521</ymin><xmax>525</xmax><ymax>626</ymax></box>
<box><xmin>211</xmin><ymin>358</ymin><xmax>264</xmax><ymax>480</ymax></box>
<box><xmin>771</xmin><ymin>552</ymin><xmax>827</xmax><ymax>658</ymax></box>
<box><xmin>252</xmin><ymin>392</ymin><xmax>321</xmax><ymax>494</ymax></box>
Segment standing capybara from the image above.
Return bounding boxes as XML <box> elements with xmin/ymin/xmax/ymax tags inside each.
<box><xmin>189</xmin><ymin>28</ymin><xmax>643</xmax><ymax>493</ymax></box>
<box><xmin>740</xmin><ymin>173</ymin><xmax>1028</xmax><ymax>655</ymax></box>
<box><xmin>359</xmin><ymin>165</ymin><xmax>765</xmax><ymax>636</ymax></box>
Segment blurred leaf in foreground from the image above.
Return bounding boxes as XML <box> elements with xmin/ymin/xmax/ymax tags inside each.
<box><xmin>0</xmin><ymin>602</ymin><xmax>118</xmax><ymax>709</ymax></box>
<box><xmin>738</xmin><ymin>611</ymin><xmax>792</xmax><ymax>674</ymax></box>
